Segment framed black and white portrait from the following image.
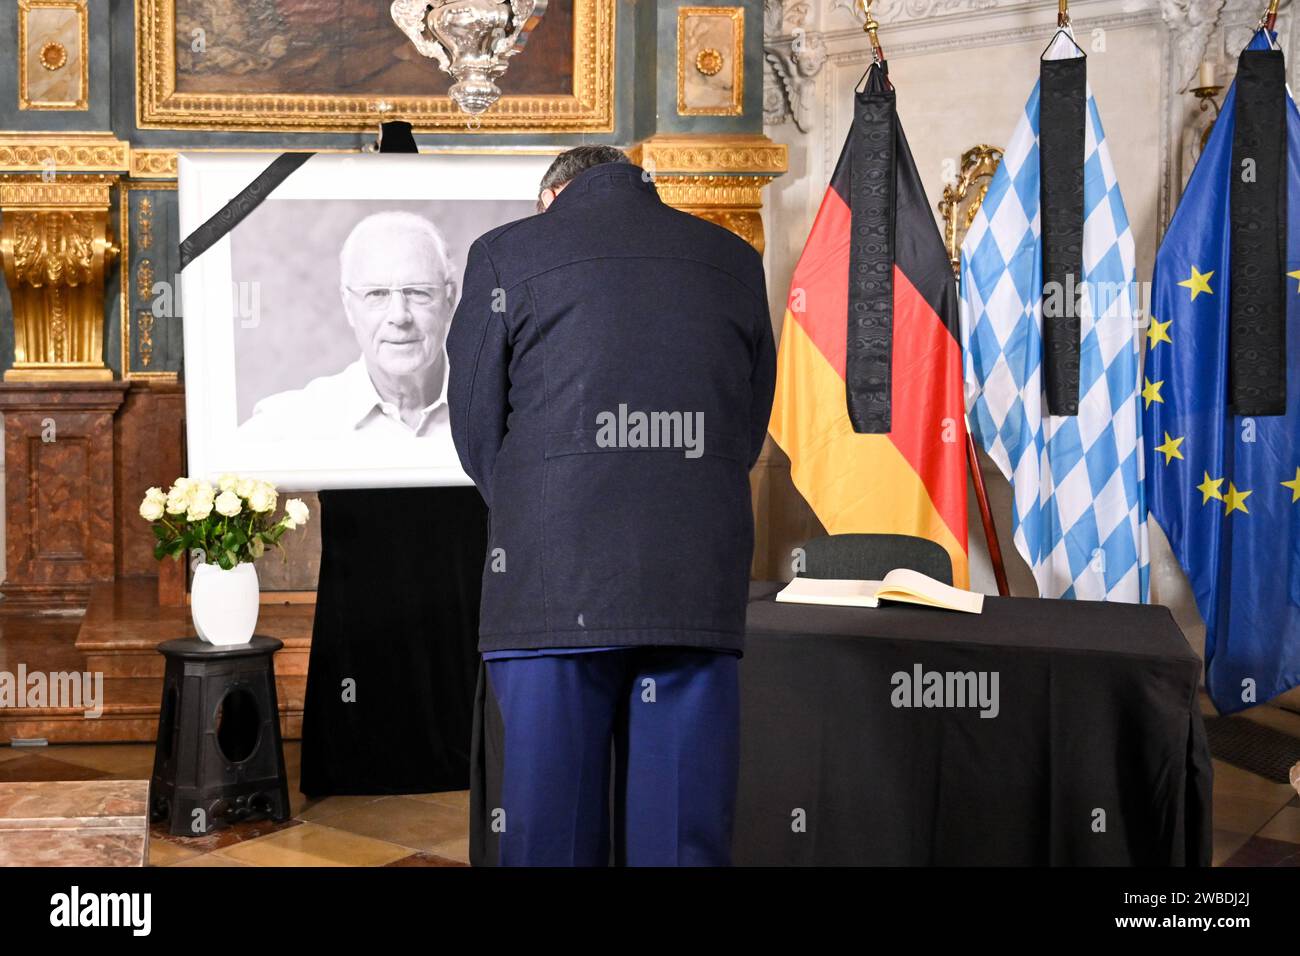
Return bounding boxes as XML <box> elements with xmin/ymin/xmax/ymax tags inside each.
<box><xmin>179</xmin><ymin>151</ymin><xmax>552</xmax><ymax>490</ymax></box>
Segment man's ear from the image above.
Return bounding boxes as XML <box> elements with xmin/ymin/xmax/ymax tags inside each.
<box><xmin>340</xmin><ymin>287</ymin><xmax>358</xmax><ymax>331</ymax></box>
<box><xmin>540</xmin><ymin>187</ymin><xmax>558</xmax><ymax>211</ymax></box>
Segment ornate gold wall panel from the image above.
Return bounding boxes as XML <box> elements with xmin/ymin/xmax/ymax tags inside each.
<box><xmin>135</xmin><ymin>0</ymin><xmax>616</xmax><ymax>133</ymax></box>
<box><xmin>18</xmin><ymin>0</ymin><xmax>89</xmax><ymax>111</ymax></box>
<box><xmin>118</xmin><ymin>180</ymin><xmax>178</xmax><ymax>381</ymax></box>
<box><xmin>0</xmin><ymin>175</ymin><xmax>118</xmax><ymax>381</ymax></box>
<box><xmin>676</xmin><ymin>6</ymin><xmax>744</xmax><ymax>116</ymax></box>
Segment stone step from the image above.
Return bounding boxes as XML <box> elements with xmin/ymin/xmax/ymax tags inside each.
<box><xmin>1</xmin><ymin>577</ymin><xmax>314</xmax><ymax>743</ymax></box>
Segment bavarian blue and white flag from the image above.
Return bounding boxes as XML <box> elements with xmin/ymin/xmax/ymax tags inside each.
<box><xmin>959</xmin><ymin>31</ymin><xmax>1149</xmax><ymax>601</ymax></box>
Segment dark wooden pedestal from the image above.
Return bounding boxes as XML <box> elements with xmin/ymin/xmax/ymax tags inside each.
<box><xmin>150</xmin><ymin>636</ymin><xmax>291</xmax><ymax>837</ymax></box>
<box><xmin>0</xmin><ymin>381</ymin><xmax>129</xmax><ymax>610</ymax></box>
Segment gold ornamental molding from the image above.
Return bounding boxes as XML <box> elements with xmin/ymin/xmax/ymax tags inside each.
<box><xmin>654</xmin><ymin>174</ymin><xmax>778</xmax><ymax>255</ymax></box>
<box><xmin>652</xmin><ymin>174</ymin><xmax>776</xmax><ymax>209</ymax></box>
<box><xmin>135</xmin><ymin>0</ymin><xmax>616</xmax><ymax>133</ymax></box>
<box><xmin>629</xmin><ymin>135</ymin><xmax>788</xmax><ymax>175</ymax></box>
<box><xmin>0</xmin><ymin>173</ymin><xmax>119</xmax><ymax>382</ymax></box>
<box><xmin>0</xmin><ymin>134</ymin><xmax>130</xmax><ymax>173</ymax></box>
<box><xmin>129</xmin><ymin>148</ymin><xmax>178</xmax><ymax>179</ymax></box>
<box><xmin>631</xmin><ymin>135</ymin><xmax>788</xmax><ymax>257</ymax></box>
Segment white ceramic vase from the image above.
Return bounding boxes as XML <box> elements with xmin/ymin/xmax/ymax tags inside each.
<box><xmin>191</xmin><ymin>562</ymin><xmax>260</xmax><ymax>646</ymax></box>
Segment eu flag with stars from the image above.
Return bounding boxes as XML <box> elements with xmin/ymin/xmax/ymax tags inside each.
<box><xmin>1146</xmin><ymin>30</ymin><xmax>1300</xmax><ymax>714</ymax></box>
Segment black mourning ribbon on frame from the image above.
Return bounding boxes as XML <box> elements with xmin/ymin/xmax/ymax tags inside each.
<box><xmin>179</xmin><ymin>152</ymin><xmax>315</xmax><ymax>271</ymax></box>
<box><xmin>846</xmin><ymin>62</ymin><xmax>896</xmax><ymax>434</ymax></box>
<box><xmin>1039</xmin><ymin>53</ymin><xmax>1086</xmax><ymax>417</ymax></box>
<box><xmin>1230</xmin><ymin>48</ymin><xmax>1287</xmax><ymax>416</ymax></box>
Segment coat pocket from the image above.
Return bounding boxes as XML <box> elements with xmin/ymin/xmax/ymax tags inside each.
<box><xmin>538</xmin><ymin>433</ymin><xmax>753</xmax><ymax>635</ymax></box>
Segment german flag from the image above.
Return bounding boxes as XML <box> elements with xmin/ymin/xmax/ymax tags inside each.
<box><xmin>768</xmin><ymin>63</ymin><xmax>969</xmax><ymax>586</ymax></box>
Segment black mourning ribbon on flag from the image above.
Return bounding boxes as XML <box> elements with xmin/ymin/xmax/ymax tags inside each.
<box><xmin>846</xmin><ymin>63</ymin><xmax>896</xmax><ymax>434</ymax></box>
<box><xmin>179</xmin><ymin>152</ymin><xmax>315</xmax><ymax>270</ymax></box>
<box><xmin>1230</xmin><ymin>48</ymin><xmax>1287</xmax><ymax>416</ymax></box>
<box><xmin>1039</xmin><ymin>54</ymin><xmax>1086</xmax><ymax>417</ymax></box>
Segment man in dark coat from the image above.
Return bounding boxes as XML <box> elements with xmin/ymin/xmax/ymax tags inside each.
<box><xmin>447</xmin><ymin>145</ymin><xmax>775</xmax><ymax>866</ymax></box>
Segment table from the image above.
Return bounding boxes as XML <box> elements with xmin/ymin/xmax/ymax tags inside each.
<box><xmin>735</xmin><ymin>583</ymin><xmax>1212</xmax><ymax>866</ymax></box>
<box><xmin>469</xmin><ymin>584</ymin><xmax>1213</xmax><ymax>866</ymax></box>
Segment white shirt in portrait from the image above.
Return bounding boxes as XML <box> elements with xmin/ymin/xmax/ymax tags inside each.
<box><xmin>238</xmin><ymin>355</ymin><xmax>452</xmax><ymax>452</ymax></box>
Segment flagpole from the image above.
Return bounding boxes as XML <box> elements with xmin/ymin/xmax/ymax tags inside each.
<box><xmin>943</xmin><ymin>152</ymin><xmax>1013</xmax><ymax>597</ymax></box>
<box><xmin>858</xmin><ymin>0</ymin><xmax>886</xmax><ymax>65</ymax></box>
<box><xmin>965</xmin><ymin>421</ymin><xmax>1011</xmax><ymax>596</ymax></box>
<box><xmin>1263</xmin><ymin>0</ymin><xmax>1279</xmax><ymax>32</ymax></box>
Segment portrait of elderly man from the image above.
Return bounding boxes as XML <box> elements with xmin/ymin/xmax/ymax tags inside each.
<box><xmin>238</xmin><ymin>209</ymin><xmax>456</xmax><ymax>448</ymax></box>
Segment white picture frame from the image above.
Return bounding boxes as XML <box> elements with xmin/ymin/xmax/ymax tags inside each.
<box><xmin>178</xmin><ymin>150</ymin><xmax>555</xmax><ymax>491</ymax></box>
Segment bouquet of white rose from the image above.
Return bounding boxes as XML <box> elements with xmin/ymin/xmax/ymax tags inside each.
<box><xmin>139</xmin><ymin>475</ymin><xmax>309</xmax><ymax>571</ymax></box>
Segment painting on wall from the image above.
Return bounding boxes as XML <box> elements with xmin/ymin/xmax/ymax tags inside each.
<box><xmin>179</xmin><ymin>151</ymin><xmax>552</xmax><ymax>490</ymax></box>
<box><xmin>137</xmin><ymin>0</ymin><xmax>615</xmax><ymax>132</ymax></box>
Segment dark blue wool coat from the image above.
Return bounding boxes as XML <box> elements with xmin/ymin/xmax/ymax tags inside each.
<box><xmin>447</xmin><ymin>162</ymin><xmax>776</xmax><ymax>653</ymax></box>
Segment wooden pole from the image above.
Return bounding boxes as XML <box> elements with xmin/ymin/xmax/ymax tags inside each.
<box><xmin>966</xmin><ymin>426</ymin><xmax>1010</xmax><ymax>596</ymax></box>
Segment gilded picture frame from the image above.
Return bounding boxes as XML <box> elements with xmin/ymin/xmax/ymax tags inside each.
<box><xmin>676</xmin><ymin>5</ymin><xmax>743</xmax><ymax>117</ymax></box>
<box><xmin>135</xmin><ymin>0</ymin><xmax>616</xmax><ymax>133</ymax></box>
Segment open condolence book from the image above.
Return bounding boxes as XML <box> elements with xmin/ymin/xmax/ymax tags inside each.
<box><xmin>775</xmin><ymin>569</ymin><xmax>984</xmax><ymax>614</ymax></box>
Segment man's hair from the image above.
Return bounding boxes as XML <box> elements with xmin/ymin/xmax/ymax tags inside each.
<box><xmin>538</xmin><ymin>145</ymin><xmax>630</xmax><ymax>202</ymax></box>
<box><xmin>339</xmin><ymin>210</ymin><xmax>453</xmax><ymax>286</ymax></box>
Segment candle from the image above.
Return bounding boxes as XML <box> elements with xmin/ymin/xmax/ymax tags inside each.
<box><xmin>1198</xmin><ymin>60</ymin><xmax>1217</xmax><ymax>89</ymax></box>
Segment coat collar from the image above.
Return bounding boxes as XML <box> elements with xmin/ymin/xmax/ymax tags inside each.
<box><xmin>548</xmin><ymin>162</ymin><xmax>660</xmax><ymax>213</ymax></box>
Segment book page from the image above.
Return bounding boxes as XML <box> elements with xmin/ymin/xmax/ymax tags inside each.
<box><xmin>877</xmin><ymin>568</ymin><xmax>984</xmax><ymax>614</ymax></box>
<box><xmin>775</xmin><ymin>577</ymin><xmax>883</xmax><ymax>608</ymax></box>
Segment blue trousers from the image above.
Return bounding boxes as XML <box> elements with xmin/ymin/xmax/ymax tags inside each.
<box><xmin>485</xmin><ymin>647</ymin><xmax>739</xmax><ymax>866</ymax></box>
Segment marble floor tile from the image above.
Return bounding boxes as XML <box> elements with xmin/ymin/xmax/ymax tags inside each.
<box><xmin>0</xmin><ymin>754</ymin><xmax>109</xmax><ymax>783</ymax></box>
<box><xmin>1213</xmin><ymin>792</ymin><xmax>1294</xmax><ymax>835</ymax></box>
<box><xmin>45</xmin><ymin>744</ymin><xmax>157</xmax><ymax>779</ymax></box>
<box><xmin>311</xmin><ymin>796</ymin><xmax>465</xmax><ymax>852</ymax></box>
<box><xmin>1211</xmin><ymin>759</ymin><xmax>1298</xmax><ymax>803</ymax></box>
<box><xmin>406</xmin><ymin>789</ymin><xmax>470</xmax><ymax>813</ymax></box>
<box><xmin>1212</xmin><ymin>829</ymin><xmax>1253</xmax><ymax>867</ymax></box>
<box><xmin>150</xmin><ymin>816</ymin><xmax>302</xmax><ymax>853</ymax></box>
<box><xmin>171</xmin><ymin>853</ymin><xmax>255</xmax><ymax>867</ymax></box>
<box><xmin>1256</xmin><ymin>806</ymin><xmax>1300</xmax><ymax>844</ymax></box>
<box><xmin>295</xmin><ymin>794</ymin><xmax>388</xmax><ymax>824</ymax></box>
<box><xmin>148</xmin><ymin>837</ymin><xmax>203</xmax><ymax>867</ymax></box>
<box><xmin>385</xmin><ymin>851</ymin><xmax>468</xmax><ymax>867</ymax></box>
<box><xmin>213</xmin><ymin>821</ymin><xmax>412</xmax><ymax>867</ymax></box>
<box><xmin>1222</xmin><ymin>835</ymin><xmax>1300</xmax><ymax>867</ymax></box>
<box><xmin>428</xmin><ymin>835</ymin><xmax>470</xmax><ymax>864</ymax></box>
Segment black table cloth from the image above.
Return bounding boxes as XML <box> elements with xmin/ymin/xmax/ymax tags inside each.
<box><xmin>470</xmin><ymin>583</ymin><xmax>1211</xmax><ymax>865</ymax></box>
<box><xmin>734</xmin><ymin>583</ymin><xmax>1212</xmax><ymax>866</ymax></box>
<box><xmin>300</xmin><ymin>487</ymin><xmax>487</xmax><ymax>796</ymax></box>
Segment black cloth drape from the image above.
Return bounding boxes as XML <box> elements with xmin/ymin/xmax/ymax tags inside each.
<box><xmin>1229</xmin><ymin>47</ymin><xmax>1288</xmax><ymax>415</ymax></box>
<box><xmin>1039</xmin><ymin>54</ymin><xmax>1087</xmax><ymax>416</ymax></box>
<box><xmin>471</xmin><ymin>583</ymin><xmax>1213</xmax><ymax>866</ymax></box>
<box><xmin>732</xmin><ymin>585</ymin><xmax>1212</xmax><ymax>866</ymax></box>
<box><xmin>299</xmin><ymin>487</ymin><xmax>487</xmax><ymax>796</ymax></box>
